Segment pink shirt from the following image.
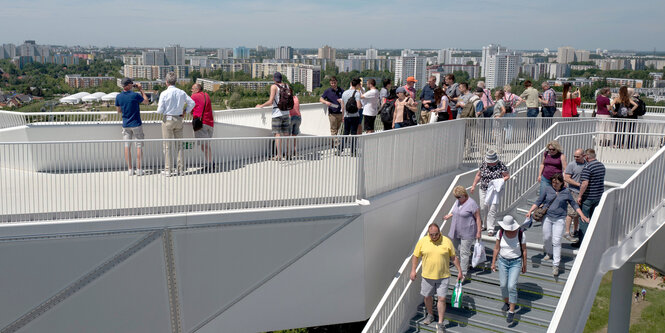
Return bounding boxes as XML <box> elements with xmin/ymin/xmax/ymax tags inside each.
<box><xmin>289</xmin><ymin>96</ymin><xmax>301</xmax><ymax>116</ymax></box>
<box><xmin>191</xmin><ymin>92</ymin><xmax>214</xmax><ymax>127</ymax></box>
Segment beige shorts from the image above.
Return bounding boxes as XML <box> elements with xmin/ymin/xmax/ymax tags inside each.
<box><xmin>194</xmin><ymin>124</ymin><xmax>214</xmax><ymax>139</ymax></box>
<box><xmin>122</xmin><ymin>126</ymin><xmax>144</xmax><ymax>148</ymax></box>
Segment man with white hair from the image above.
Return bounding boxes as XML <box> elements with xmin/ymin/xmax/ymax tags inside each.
<box><xmin>157</xmin><ymin>72</ymin><xmax>196</xmax><ymax>176</ymax></box>
<box><xmin>540</xmin><ymin>82</ymin><xmax>557</xmax><ymax>117</ymax></box>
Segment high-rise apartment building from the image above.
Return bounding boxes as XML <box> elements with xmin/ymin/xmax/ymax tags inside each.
<box><xmin>437</xmin><ymin>48</ymin><xmax>453</xmax><ymax>65</ymax></box>
<box><xmin>481</xmin><ymin>44</ymin><xmax>508</xmax><ymax>77</ymax></box>
<box><xmin>317</xmin><ymin>45</ymin><xmax>336</xmax><ymax>62</ymax></box>
<box><xmin>142</xmin><ymin>51</ymin><xmax>166</xmax><ymax>66</ymax></box>
<box><xmin>275</xmin><ymin>46</ymin><xmax>293</xmax><ymax>60</ymax></box>
<box><xmin>485</xmin><ymin>52</ymin><xmax>521</xmax><ymax>89</ymax></box>
<box><xmin>233</xmin><ymin>46</ymin><xmax>250</xmax><ymax>59</ymax></box>
<box><xmin>122</xmin><ymin>55</ymin><xmax>143</xmax><ymax>66</ymax></box>
<box><xmin>217</xmin><ymin>48</ymin><xmax>231</xmax><ymax>60</ymax></box>
<box><xmin>1</xmin><ymin>44</ymin><xmax>16</xmax><ymax>59</ymax></box>
<box><xmin>557</xmin><ymin>46</ymin><xmax>576</xmax><ymax>64</ymax></box>
<box><xmin>394</xmin><ymin>55</ymin><xmax>426</xmax><ymax>89</ymax></box>
<box><xmin>17</xmin><ymin>40</ymin><xmax>50</xmax><ymax>58</ymax></box>
<box><xmin>164</xmin><ymin>45</ymin><xmax>185</xmax><ymax>66</ymax></box>
<box><xmin>366</xmin><ymin>48</ymin><xmax>378</xmax><ymax>60</ymax></box>
<box><xmin>251</xmin><ymin>62</ymin><xmax>321</xmax><ymax>92</ymax></box>
<box><xmin>574</xmin><ymin>50</ymin><xmax>590</xmax><ymax>63</ymax></box>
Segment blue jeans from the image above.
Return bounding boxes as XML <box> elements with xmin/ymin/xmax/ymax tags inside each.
<box><xmin>541</xmin><ymin>106</ymin><xmax>556</xmax><ymax>117</ymax></box>
<box><xmin>393</xmin><ymin>122</ymin><xmax>406</xmax><ymax>129</ymax></box>
<box><xmin>498</xmin><ymin>256</ymin><xmax>522</xmax><ymax>304</ymax></box>
<box><xmin>527</xmin><ymin>108</ymin><xmax>539</xmax><ymax>117</ymax></box>
<box><xmin>578</xmin><ymin>197</ymin><xmax>601</xmax><ymax>242</ymax></box>
<box><xmin>539</xmin><ymin>177</ymin><xmax>551</xmax><ymax>197</ymax></box>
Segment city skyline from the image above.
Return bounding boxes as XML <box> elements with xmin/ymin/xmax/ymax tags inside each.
<box><xmin>2</xmin><ymin>0</ymin><xmax>664</xmax><ymax>50</ymax></box>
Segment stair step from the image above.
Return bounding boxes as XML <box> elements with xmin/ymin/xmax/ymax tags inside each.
<box><xmin>453</xmin><ymin>267</ymin><xmax>565</xmax><ymax>297</ymax></box>
<box><xmin>454</xmin><ymin>280</ymin><xmax>560</xmax><ymax>312</ymax></box>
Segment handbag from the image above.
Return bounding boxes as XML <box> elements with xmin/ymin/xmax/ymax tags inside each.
<box><xmin>192</xmin><ymin>92</ymin><xmax>208</xmax><ymax>131</ymax></box>
<box><xmin>451</xmin><ymin>280</ymin><xmax>463</xmax><ymax>308</ymax></box>
<box><xmin>532</xmin><ymin>191</ymin><xmax>558</xmax><ymax>222</ymax></box>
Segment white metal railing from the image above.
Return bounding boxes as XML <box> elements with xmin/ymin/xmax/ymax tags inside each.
<box><xmin>0</xmin><ymin>136</ymin><xmax>360</xmax><ymax>222</ymax></box>
<box><xmin>362</xmin><ymin>121</ymin><xmax>465</xmax><ymax>197</ymax></box>
<box><xmin>549</xmin><ymin>143</ymin><xmax>665</xmax><ymax>333</ymax></box>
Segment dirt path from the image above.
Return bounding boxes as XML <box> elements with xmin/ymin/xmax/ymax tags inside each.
<box><xmin>634</xmin><ymin>277</ymin><xmax>665</xmax><ymax>290</ymax></box>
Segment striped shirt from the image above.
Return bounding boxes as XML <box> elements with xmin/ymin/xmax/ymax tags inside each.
<box><xmin>580</xmin><ymin>160</ymin><xmax>606</xmax><ymax>201</ymax></box>
<box><xmin>542</xmin><ymin>88</ymin><xmax>556</xmax><ymax>107</ymax></box>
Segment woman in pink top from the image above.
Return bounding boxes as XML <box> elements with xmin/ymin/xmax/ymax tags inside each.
<box><xmin>595</xmin><ymin>88</ymin><xmax>612</xmax><ymax>145</ymax></box>
<box><xmin>538</xmin><ymin>140</ymin><xmax>567</xmax><ymax>196</ymax></box>
<box><xmin>288</xmin><ymin>95</ymin><xmax>301</xmax><ymax>157</ymax></box>
<box><xmin>561</xmin><ymin>83</ymin><xmax>581</xmax><ymax>117</ymax></box>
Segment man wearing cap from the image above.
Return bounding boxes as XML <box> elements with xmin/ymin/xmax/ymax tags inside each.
<box><xmin>411</xmin><ymin>223</ymin><xmax>463</xmax><ymax>333</ymax></box>
<box><xmin>256</xmin><ymin>72</ymin><xmax>292</xmax><ymax>160</ymax></box>
<box><xmin>116</xmin><ymin>78</ymin><xmax>149</xmax><ymax>176</ymax></box>
<box><xmin>157</xmin><ymin>72</ymin><xmax>196</xmax><ymax>176</ymax></box>
<box><xmin>404</xmin><ymin>76</ymin><xmax>417</xmax><ymax>100</ymax></box>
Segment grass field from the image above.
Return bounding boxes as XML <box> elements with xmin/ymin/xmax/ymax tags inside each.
<box><xmin>584</xmin><ymin>272</ymin><xmax>665</xmax><ymax>333</ymax></box>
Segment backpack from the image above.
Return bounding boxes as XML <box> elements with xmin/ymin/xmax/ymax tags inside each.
<box><xmin>401</xmin><ymin>97</ymin><xmax>417</xmax><ymax>126</ymax></box>
<box><xmin>633</xmin><ymin>96</ymin><xmax>646</xmax><ymax>116</ymax></box>
<box><xmin>379</xmin><ymin>99</ymin><xmax>396</xmax><ymax>123</ymax></box>
<box><xmin>503</xmin><ymin>94</ymin><xmax>514</xmax><ymax>113</ymax></box>
<box><xmin>498</xmin><ymin>228</ymin><xmax>524</xmax><ymax>258</ymax></box>
<box><xmin>276</xmin><ymin>84</ymin><xmax>294</xmax><ymax>111</ymax></box>
<box><xmin>345</xmin><ymin>91</ymin><xmax>359</xmax><ymax>114</ymax></box>
<box><xmin>460</xmin><ymin>95</ymin><xmax>478</xmax><ymax>118</ymax></box>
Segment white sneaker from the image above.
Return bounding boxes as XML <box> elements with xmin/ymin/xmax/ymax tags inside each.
<box><xmin>553</xmin><ymin>266</ymin><xmax>560</xmax><ymax>276</ymax></box>
<box><xmin>128</xmin><ymin>169</ymin><xmax>134</xmax><ymax>176</ymax></box>
<box><xmin>161</xmin><ymin>170</ymin><xmax>173</xmax><ymax>177</ymax></box>
<box><xmin>436</xmin><ymin>322</ymin><xmax>445</xmax><ymax>333</ymax></box>
<box><xmin>134</xmin><ymin>169</ymin><xmax>145</xmax><ymax>176</ymax></box>
<box><xmin>543</xmin><ymin>254</ymin><xmax>551</xmax><ymax>261</ymax></box>
<box><xmin>423</xmin><ymin>314</ymin><xmax>435</xmax><ymax>325</ymax></box>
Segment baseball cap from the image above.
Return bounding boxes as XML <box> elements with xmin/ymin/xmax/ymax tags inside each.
<box><xmin>406</xmin><ymin>76</ymin><xmax>418</xmax><ymax>83</ymax></box>
<box><xmin>396</xmin><ymin>86</ymin><xmax>406</xmax><ymax>94</ymax></box>
<box><xmin>273</xmin><ymin>72</ymin><xmax>283</xmax><ymax>83</ymax></box>
<box><xmin>121</xmin><ymin>78</ymin><xmax>133</xmax><ymax>87</ymax></box>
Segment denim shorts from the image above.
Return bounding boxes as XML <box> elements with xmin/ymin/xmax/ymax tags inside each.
<box><xmin>290</xmin><ymin>115</ymin><xmax>301</xmax><ymax>136</ymax></box>
<box><xmin>271</xmin><ymin>115</ymin><xmax>291</xmax><ymax>135</ymax></box>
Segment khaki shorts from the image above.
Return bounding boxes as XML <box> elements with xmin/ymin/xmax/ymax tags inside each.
<box><xmin>421</xmin><ymin>277</ymin><xmax>449</xmax><ymax>297</ymax></box>
<box><xmin>122</xmin><ymin>126</ymin><xmax>144</xmax><ymax>148</ymax></box>
<box><xmin>567</xmin><ymin>191</ymin><xmax>579</xmax><ymax>218</ymax></box>
<box><xmin>194</xmin><ymin>124</ymin><xmax>214</xmax><ymax>138</ymax></box>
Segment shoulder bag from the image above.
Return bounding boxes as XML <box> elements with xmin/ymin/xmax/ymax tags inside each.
<box><xmin>532</xmin><ymin>191</ymin><xmax>559</xmax><ymax>222</ymax></box>
<box><xmin>192</xmin><ymin>93</ymin><xmax>207</xmax><ymax>131</ymax></box>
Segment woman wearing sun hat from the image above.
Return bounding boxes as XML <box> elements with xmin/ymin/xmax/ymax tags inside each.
<box><xmin>491</xmin><ymin>215</ymin><xmax>527</xmax><ymax>324</ymax></box>
<box><xmin>471</xmin><ymin>150</ymin><xmax>510</xmax><ymax>236</ymax></box>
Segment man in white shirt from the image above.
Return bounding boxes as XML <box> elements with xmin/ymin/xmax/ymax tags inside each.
<box><xmin>361</xmin><ymin>79</ymin><xmax>380</xmax><ymax>133</ymax></box>
<box><xmin>157</xmin><ymin>72</ymin><xmax>196</xmax><ymax>176</ymax></box>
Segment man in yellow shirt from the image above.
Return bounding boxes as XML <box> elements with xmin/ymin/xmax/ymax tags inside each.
<box><xmin>410</xmin><ymin>223</ymin><xmax>463</xmax><ymax>333</ymax></box>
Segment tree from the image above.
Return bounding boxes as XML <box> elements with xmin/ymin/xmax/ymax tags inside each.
<box><xmin>190</xmin><ymin>70</ymin><xmax>202</xmax><ymax>83</ymax></box>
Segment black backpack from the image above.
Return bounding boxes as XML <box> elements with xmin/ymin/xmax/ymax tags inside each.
<box><xmin>633</xmin><ymin>96</ymin><xmax>647</xmax><ymax>116</ymax></box>
<box><xmin>276</xmin><ymin>84</ymin><xmax>294</xmax><ymax>111</ymax></box>
<box><xmin>379</xmin><ymin>99</ymin><xmax>396</xmax><ymax>123</ymax></box>
<box><xmin>345</xmin><ymin>91</ymin><xmax>359</xmax><ymax>114</ymax></box>
<box><xmin>402</xmin><ymin>98</ymin><xmax>417</xmax><ymax>126</ymax></box>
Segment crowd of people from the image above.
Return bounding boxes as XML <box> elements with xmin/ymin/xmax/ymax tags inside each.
<box><xmin>410</xmin><ymin>145</ymin><xmax>606</xmax><ymax>329</ymax></box>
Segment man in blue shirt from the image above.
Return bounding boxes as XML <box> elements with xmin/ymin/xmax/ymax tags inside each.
<box><xmin>116</xmin><ymin>78</ymin><xmax>149</xmax><ymax>176</ymax></box>
<box><xmin>419</xmin><ymin>76</ymin><xmax>437</xmax><ymax>124</ymax></box>
<box><xmin>573</xmin><ymin>149</ymin><xmax>606</xmax><ymax>248</ymax></box>
<box><xmin>319</xmin><ymin>76</ymin><xmax>344</xmax><ymax>136</ymax></box>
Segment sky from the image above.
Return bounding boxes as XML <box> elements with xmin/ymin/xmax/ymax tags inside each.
<box><xmin>1</xmin><ymin>0</ymin><xmax>664</xmax><ymax>51</ymax></box>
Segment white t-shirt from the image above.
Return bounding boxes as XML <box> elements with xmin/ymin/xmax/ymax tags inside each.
<box><xmin>496</xmin><ymin>230</ymin><xmax>526</xmax><ymax>259</ymax></box>
<box><xmin>361</xmin><ymin>88</ymin><xmax>380</xmax><ymax>116</ymax></box>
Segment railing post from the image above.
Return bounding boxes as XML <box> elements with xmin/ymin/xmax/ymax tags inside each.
<box><xmin>357</xmin><ymin>136</ymin><xmax>366</xmax><ymax>200</ymax></box>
